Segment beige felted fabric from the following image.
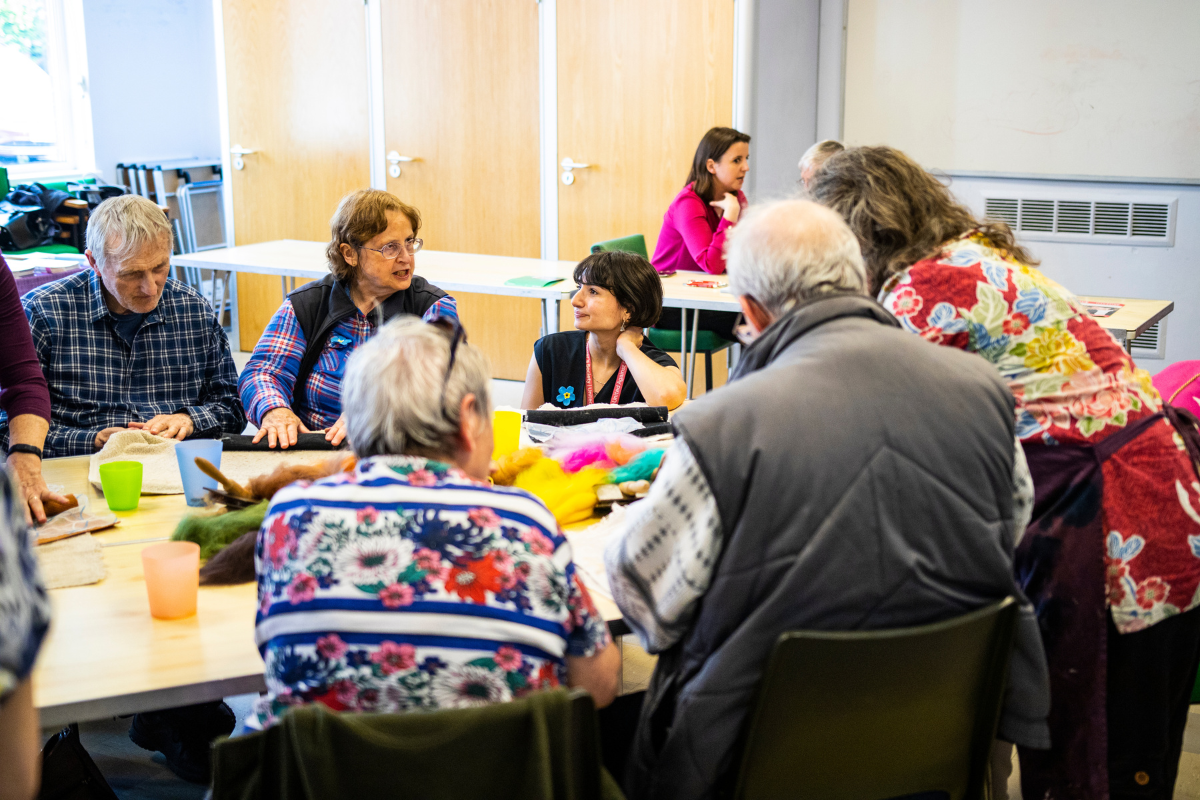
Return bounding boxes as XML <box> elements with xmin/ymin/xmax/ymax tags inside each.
<box><xmin>89</xmin><ymin>430</ymin><xmax>182</xmax><ymax>494</ymax></box>
<box><xmin>89</xmin><ymin>430</ymin><xmax>340</xmax><ymax>496</ymax></box>
<box><xmin>35</xmin><ymin>532</ymin><xmax>106</xmax><ymax>589</ymax></box>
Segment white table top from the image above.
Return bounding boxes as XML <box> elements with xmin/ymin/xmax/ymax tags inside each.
<box><xmin>174</xmin><ymin>240</ymin><xmax>581</xmax><ymax>300</ymax></box>
<box><xmin>174</xmin><ymin>240</ymin><xmax>743</xmax><ymax>312</ymax></box>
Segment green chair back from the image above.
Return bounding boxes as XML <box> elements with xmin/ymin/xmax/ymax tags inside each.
<box><xmin>590</xmin><ymin>234</ymin><xmax>649</xmax><ymax>260</ymax></box>
<box><xmin>734</xmin><ymin>597</ymin><xmax>1019</xmax><ymax>800</ymax></box>
<box><xmin>1191</xmin><ymin>661</ymin><xmax>1200</xmax><ymax>704</ymax></box>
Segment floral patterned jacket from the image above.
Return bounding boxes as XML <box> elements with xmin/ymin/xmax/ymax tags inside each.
<box><xmin>250</xmin><ymin>455</ymin><xmax>611</xmax><ymax>729</ymax></box>
<box><xmin>880</xmin><ymin>234</ymin><xmax>1200</xmax><ymax>633</ymax></box>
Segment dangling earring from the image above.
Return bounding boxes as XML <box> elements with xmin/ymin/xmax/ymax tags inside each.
<box><xmin>620</xmin><ymin>319</ymin><xmax>627</xmax><ymax>332</ymax></box>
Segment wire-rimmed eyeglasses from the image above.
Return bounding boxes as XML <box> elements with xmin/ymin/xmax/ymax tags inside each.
<box><xmin>361</xmin><ymin>238</ymin><xmax>424</xmax><ymax>260</ymax></box>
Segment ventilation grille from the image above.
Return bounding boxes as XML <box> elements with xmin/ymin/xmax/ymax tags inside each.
<box><xmin>1130</xmin><ymin>319</ymin><xmax>1167</xmax><ymax>360</ymax></box>
<box><xmin>982</xmin><ymin>197</ymin><xmax>1175</xmax><ymax>246</ymax></box>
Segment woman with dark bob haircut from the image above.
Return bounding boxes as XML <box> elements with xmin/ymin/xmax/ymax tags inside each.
<box><xmin>521</xmin><ymin>251</ymin><xmax>685</xmax><ymax>410</ymax></box>
<box><xmin>812</xmin><ymin>145</ymin><xmax>1200</xmax><ymax>800</ymax></box>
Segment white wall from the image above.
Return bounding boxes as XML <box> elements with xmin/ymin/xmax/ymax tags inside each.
<box><xmin>82</xmin><ymin>0</ymin><xmax>221</xmax><ymax>183</ymax></box>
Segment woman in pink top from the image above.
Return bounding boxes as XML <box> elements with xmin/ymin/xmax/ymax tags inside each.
<box><xmin>652</xmin><ymin>126</ymin><xmax>750</xmax><ymax>338</ymax></box>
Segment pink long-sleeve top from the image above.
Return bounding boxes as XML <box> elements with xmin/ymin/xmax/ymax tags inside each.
<box><xmin>651</xmin><ymin>183</ymin><xmax>748</xmax><ymax>275</ymax></box>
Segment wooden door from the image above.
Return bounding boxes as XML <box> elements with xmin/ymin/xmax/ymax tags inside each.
<box><xmin>223</xmin><ymin>0</ymin><xmax>371</xmax><ymax>352</ymax></box>
<box><xmin>381</xmin><ymin>0</ymin><xmax>541</xmax><ymax>380</ymax></box>
<box><xmin>557</xmin><ymin>0</ymin><xmax>735</xmax><ymax>261</ymax></box>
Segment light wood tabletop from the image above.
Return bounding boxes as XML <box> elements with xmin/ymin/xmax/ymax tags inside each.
<box><xmin>1078</xmin><ymin>295</ymin><xmax>1174</xmax><ymax>350</ymax></box>
<box><xmin>32</xmin><ymin>455</ymin><xmax>625</xmax><ymax>728</ymax></box>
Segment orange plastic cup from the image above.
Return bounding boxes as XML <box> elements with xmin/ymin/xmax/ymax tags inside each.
<box><xmin>141</xmin><ymin>541</ymin><xmax>200</xmax><ymax>619</ymax></box>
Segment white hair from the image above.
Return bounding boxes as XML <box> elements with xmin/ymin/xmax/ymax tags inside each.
<box><xmin>725</xmin><ymin>199</ymin><xmax>867</xmax><ymax>317</ymax></box>
<box><xmin>85</xmin><ymin>194</ymin><xmax>172</xmax><ymax>269</ymax></box>
<box><xmin>342</xmin><ymin>316</ymin><xmax>492</xmax><ymax>458</ymax></box>
<box><xmin>798</xmin><ymin>139</ymin><xmax>845</xmax><ymax>174</ymax></box>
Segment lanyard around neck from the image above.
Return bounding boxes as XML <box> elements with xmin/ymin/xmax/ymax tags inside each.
<box><xmin>584</xmin><ymin>338</ymin><xmax>628</xmax><ymax>406</ymax></box>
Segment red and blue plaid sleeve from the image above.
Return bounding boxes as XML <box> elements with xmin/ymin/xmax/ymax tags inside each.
<box><xmin>422</xmin><ymin>294</ymin><xmax>458</xmax><ymax>323</ymax></box>
<box><xmin>238</xmin><ymin>300</ymin><xmax>306</xmax><ymax>427</ymax></box>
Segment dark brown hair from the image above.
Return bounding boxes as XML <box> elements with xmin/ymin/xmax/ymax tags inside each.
<box><xmin>686</xmin><ymin>126</ymin><xmax>751</xmax><ymax>202</ymax></box>
<box><xmin>809</xmin><ymin>146</ymin><xmax>1038</xmax><ymax>292</ymax></box>
<box><xmin>573</xmin><ymin>250</ymin><xmax>663</xmax><ymax>329</ymax></box>
<box><xmin>327</xmin><ymin>189</ymin><xmax>422</xmax><ymax>283</ymax></box>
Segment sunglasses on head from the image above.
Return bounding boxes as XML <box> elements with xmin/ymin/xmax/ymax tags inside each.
<box><xmin>429</xmin><ymin>316</ymin><xmax>467</xmax><ymax>407</ymax></box>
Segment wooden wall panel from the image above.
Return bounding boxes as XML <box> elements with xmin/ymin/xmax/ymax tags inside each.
<box><xmin>382</xmin><ymin>0</ymin><xmax>541</xmax><ymax>379</ymax></box>
<box><xmin>557</xmin><ymin>0</ymin><xmax>735</xmax><ymax>261</ymax></box>
<box><xmin>223</xmin><ymin>0</ymin><xmax>370</xmax><ymax>351</ymax></box>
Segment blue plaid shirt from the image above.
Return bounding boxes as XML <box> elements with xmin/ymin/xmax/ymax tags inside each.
<box><xmin>1</xmin><ymin>270</ymin><xmax>244</xmax><ymax>457</ymax></box>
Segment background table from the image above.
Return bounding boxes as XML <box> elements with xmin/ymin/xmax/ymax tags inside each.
<box><xmin>173</xmin><ymin>241</ymin><xmax>581</xmax><ymax>347</ymax></box>
<box><xmin>32</xmin><ymin>455</ymin><xmax>625</xmax><ymax>728</ymax></box>
<box><xmin>1078</xmin><ymin>295</ymin><xmax>1174</xmax><ymax>353</ymax></box>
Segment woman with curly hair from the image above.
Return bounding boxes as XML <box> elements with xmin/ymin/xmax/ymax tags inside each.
<box><xmin>812</xmin><ymin>146</ymin><xmax>1200</xmax><ymax>800</ymax></box>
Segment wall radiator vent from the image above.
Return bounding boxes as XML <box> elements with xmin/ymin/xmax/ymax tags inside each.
<box><xmin>982</xmin><ymin>197</ymin><xmax>1176</xmax><ymax>246</ymax></box>
<box><xmin>1130</xmin><ymin>319</ymin><xmax>1167</xmax><ymax>361</ymax></box>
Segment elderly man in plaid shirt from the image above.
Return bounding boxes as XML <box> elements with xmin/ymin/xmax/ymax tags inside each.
<box><xmin>1</xmin><ymin>194</ymin><xmax>243</xmax><ymax>458</ymax></box>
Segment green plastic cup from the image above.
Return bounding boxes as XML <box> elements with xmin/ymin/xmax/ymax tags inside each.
<box><xmin>99</xmin><ymin>460</ymin><xmax>143</xmax><ymax>511</ymax></box>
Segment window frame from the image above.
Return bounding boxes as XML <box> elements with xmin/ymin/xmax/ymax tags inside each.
<box><xmin>3</xmin><ymin>0</ymin><xmax>95</xmax><ymax>181</ymax></box>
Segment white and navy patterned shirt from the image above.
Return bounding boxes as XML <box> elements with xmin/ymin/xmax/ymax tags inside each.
<box><xmin>250</xmin><ymin>455</ymin><xmax>611</xmax><ymax>729</ymax></box>
<box><xmin>5</xmin><ymin>271</ymin><xmax>243</xmax><ymax>456</ymax></box>
<box><xmin>0</xmin><ymin>468</ymin><xmax>50</xmax><ymax>702</ymax></box>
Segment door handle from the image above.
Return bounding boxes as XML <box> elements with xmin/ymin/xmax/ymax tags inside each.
<box><xmin>230</xmin><ymin>145</ymin><xmax>257</xmax><ymax>170</ymax></box>
<box><xmin>387</xmin><ymin>151</ymin><xmax>417</xmax><ymax>177</ymax></box>
<box><xmin>560</xmin><ymin>157</ymin><xmax>591</xmax><ymax>185</ymax></box>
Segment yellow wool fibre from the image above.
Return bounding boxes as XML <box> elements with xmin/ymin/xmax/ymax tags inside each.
<box><xmin>511</xmin><ymin>457</ymin><xmax>607</xmax><ymax>525</ymax></box>
<box><xmin>491</xmin><ymin>447</ymin><xmax>544</xmax><ymax>486</ymax></box>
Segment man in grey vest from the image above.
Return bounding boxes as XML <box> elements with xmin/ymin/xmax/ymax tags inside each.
<box><xmin>604</xmin><ymin>200</ymin><xmax>1050</xmax><ymax>800</ymax></box>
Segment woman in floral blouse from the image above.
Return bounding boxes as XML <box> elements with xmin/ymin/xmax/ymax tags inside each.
<box><xmin>813</xmin><ymin>146</ymin><xmax>1200</xmax><ymax>800</ymax></box>
<box><xmin>250</xmin><ymin>316</ymin><xmax>620</xmax><ymax>730</ymax></box>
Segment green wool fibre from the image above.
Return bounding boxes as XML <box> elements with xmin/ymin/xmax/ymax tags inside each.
<box><xmin>172</xmin><ymin>501</ymin><xmax>270</xmax><ymax>560</ymax></box>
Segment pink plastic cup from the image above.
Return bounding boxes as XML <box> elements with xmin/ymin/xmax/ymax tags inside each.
<box><xmin>142</xmin><ymin>541</ymin><xmax>200</xmax><ymax>619</ymax></box>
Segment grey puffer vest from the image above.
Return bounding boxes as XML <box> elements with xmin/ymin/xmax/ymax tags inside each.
<box><xmin>624</xmin><ymin>295</ymin><xmax>1050</xmax><ymax>800</ymax></box>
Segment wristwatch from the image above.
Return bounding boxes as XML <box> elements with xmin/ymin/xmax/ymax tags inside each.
<box><xmin>7</xmin><ymin>444</ymin><xmax>43</xmax><ymax>460</ymax></box>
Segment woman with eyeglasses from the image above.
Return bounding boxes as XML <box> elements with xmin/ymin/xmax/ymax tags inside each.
<box><xmin>521</xmin><ymin>250</ymin><xmax>686</xmax><ymax>411</ymax></box>
<box><xmin>238</xmin><ymin>189</ymin><xmax>457</xmax><ymax>449</ymax></box>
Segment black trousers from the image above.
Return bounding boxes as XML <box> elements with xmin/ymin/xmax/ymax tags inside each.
<box><xmin>1108</xmin><ymin>603</ymin><xmax>1200</xmax><ymax>799</ymax></box>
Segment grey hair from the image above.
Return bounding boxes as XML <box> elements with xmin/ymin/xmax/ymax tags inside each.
<box><xmin>85</xmin><ymin>194</ymin><xmax>172</xmax><ymax>269</ymax></box>
<box><xmin>725</xmin><ymin>199</ymin><xmax>867</xmax><ymax>317</ymax></box>
<box><xmin>798</xmin><ymin>139</ymin><xmax>845</xmax><ymax>174</ymax></box>
<box><xmin>342</xmin><ymin>316</ymin><xmax>492</xmax><ymax>458</ymax></box>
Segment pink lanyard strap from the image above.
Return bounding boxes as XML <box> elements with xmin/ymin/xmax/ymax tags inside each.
<box><xmin>585</xmin><ymin>343</ymin><xmax>628</xmax><ymax>405</ymax></box>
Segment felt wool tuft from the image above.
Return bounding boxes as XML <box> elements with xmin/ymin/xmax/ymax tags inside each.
<box><xmin>172</xmin><ymin>501</ymin><xmax>269</xmax><ymax>560</ymax></box>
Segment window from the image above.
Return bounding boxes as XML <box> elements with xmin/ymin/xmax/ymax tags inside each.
<box><xmin>0</xmin><ymin>0</ymin><xmax>93</xmax><ymax>177</ymax></box>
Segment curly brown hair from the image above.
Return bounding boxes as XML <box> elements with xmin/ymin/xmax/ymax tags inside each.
<box><xmin>808</xmin><ymin>146</ymin><xmax>1037</xmax><ymax>292</ymax></box>
<box><xmin>326</xmin><ymin>189</ymin><xmax>421</xmax><ymax>284</ymax></box>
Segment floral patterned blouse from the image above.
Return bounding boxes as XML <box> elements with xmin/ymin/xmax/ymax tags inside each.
<box><xmin>880</xmin><ymin>233</ymin><xmax>1200</xmax><ymax>633</ymax></box>
<box><xmin>250</xmin><ymin>455</ymin><xmax>611</xmax><ymax>729</ymax></box>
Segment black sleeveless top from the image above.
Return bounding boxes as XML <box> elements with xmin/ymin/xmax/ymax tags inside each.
<box><xmin>533</xmin><ymin>331</ymin><xmax>677</xmax><ymax>408</ymax></box>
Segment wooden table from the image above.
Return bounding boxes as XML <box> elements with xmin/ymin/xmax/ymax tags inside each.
<box><xmin>31</xmin><ymin>456</ymin><xmax>624</xmax><ymax>728</ymax></box>
<box><xmin>1078</xmin><ymin>296</ymin><xmax>1174</xmax><ymax>353</ymax></box>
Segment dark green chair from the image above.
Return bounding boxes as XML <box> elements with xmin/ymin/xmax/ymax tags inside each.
<box><xmin>590</xmin><ymin>234</ymin><xmax>736</xmax><ymax>397</ymax></box>
<box><xmin>0</xmin><ymin>168</ymin><xmax>96</xmax><ymax>255</ymax></box>
<box><xmin>733</xmin><ymin>597</ymin><xmax>1019</xmax><ymax>800</ymax></box>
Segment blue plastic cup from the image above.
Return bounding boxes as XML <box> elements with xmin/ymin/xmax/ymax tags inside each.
<box><xmin>175</xmin><ymin>439</ymin><xmax>224</xmax><ymax>507</ymax></box>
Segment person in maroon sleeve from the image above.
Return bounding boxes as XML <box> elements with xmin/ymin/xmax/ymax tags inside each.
<box><xmin>0</xmin><ymin>253</ymin><xmax>69</xmax><ymax>524</ymax></box>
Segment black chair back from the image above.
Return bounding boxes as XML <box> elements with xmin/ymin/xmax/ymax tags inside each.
<box><xmin>733</xmin><ymin>597</ymin><xmax>1019</xmax><ymax>800</ymax></box>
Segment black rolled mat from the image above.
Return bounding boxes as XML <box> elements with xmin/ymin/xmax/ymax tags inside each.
<box><xmin>219</xmin><ymin>433</ymin><xmax>341</xmax><ymax>451</ymax></box>
<box><xmin>524</xmin><ymin>406</ymin><xmax>668</xmax><ymax>427</ymax></box>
